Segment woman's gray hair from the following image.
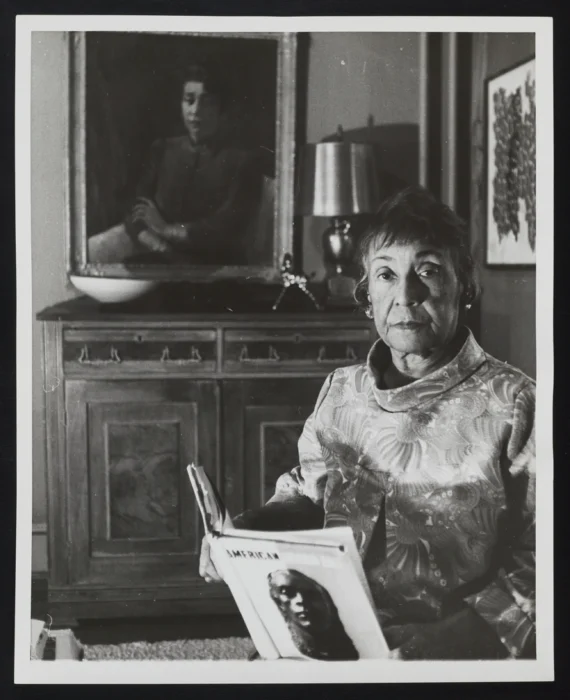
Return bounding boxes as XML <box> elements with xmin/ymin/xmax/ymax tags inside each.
<box><xmin>354</xmin><ymin>186</ymin><xmax>480</xmax><ymax>311</ymax></box>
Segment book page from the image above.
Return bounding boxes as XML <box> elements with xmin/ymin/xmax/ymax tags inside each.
<box><xmin>187</xmin><ymin>464</ymin><xmax>233</xmax><ymax>534</ymax></box>
<box><xmin>217</xmin><ymin>529</ymin><xmax>389</xmax><ymax>660</ymax></box>
<box><xmin>209</xmin><ymin>535</ymin><xmax>280</xmax><ymax>660</ymax></box>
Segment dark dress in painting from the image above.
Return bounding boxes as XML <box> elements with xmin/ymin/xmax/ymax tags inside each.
<box><xmin>129</xmin><ymin>135</ymin><xmax>265</xmax><ymax>265</ymax></box>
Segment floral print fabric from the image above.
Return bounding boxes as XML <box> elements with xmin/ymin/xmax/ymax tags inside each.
<box><xmin>269</xmin><ymin>329</ymin><xmax>535</xmax><ymax>657</ymax></box>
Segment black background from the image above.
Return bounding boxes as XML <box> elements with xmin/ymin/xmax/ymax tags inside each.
<box><xmin>1</xmin><ymin>0</ymin><xmax>567</xmax><ymax>696</ymax></box>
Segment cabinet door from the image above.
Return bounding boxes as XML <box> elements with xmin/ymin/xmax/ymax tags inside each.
<box><xmin>223</xmin><ymin>379</ymin><xmax>324</xmax><ymax>514</ymax></box>
<box><xmin>65</xmin><ymin>379</ymin><xmax>218</xmax><ymax>586</ymax></box>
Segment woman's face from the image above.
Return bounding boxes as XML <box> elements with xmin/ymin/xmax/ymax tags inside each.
<box><xmin>270</xmin><ymin>572</ymin><xmax>331</xmax><ymax>631</ymax></box>
<box><xmin>366</xmin><ymin>237</ymin><xmax>462</xmax><ymax>356</ymax></box>
<box><xmin>181</xmin><ymin>80</ymin><xmax>221</xmax><ymax>143</ymax></box>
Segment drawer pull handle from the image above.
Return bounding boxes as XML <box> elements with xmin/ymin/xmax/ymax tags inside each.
<box><xmin>238</xmin><ymin>344</ymin><xmax>281</xmax><ymax>363</ymax></box>
<box><xmin>191</xmin><ymin>346</ymin><xmax>203</xmax><ymax>362</ymax></box>
<box><xmin>160</xmin><ymin>346</ymin><xmax>203</xmax><ymax>364</ymax></box>
<box><xmin>346</xmin><ymin>345</ymin><xmax>357</xmax><ymax>361</ymax></box>
<box><xmin>316</xmin><ymin>345</ymin><xmax>358</xmax><ymax>363</ymax></box>
<box><xmin>268</xmin><ymin>346</ymin><xmax>281</xmax><ymax>362</ymax></box>
<box><xmin>77</xmin><ymin>345</ymin><xmax>122</xmax><ymax>365</ymax></box>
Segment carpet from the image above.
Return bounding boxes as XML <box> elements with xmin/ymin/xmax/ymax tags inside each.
<box><xmin>83</xmin><ymin>637</ymin><xmax>256</xmax><ymax>661</ymax></box>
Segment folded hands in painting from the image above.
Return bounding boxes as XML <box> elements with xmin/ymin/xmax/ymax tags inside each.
<box><xmin>132</xmin><ymin>198</ymin><xmax>168</xmax><ymax>236</ymax></box>
<box><xmin>131</xmin><ymin>198</ymin><xmax>189</xmax><ymax>253</ymax></box>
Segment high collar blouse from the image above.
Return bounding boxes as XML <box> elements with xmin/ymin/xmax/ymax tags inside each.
<box><xmin>269</xmin><ymin>328</ymin><xmax>536</xmax><ymax>658</ymax></box>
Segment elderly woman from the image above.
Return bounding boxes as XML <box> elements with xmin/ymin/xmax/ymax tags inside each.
<box><xmin>200</xmin><ymin>186</ymin><xmax>536</xmax><ymax>661</ymax></box>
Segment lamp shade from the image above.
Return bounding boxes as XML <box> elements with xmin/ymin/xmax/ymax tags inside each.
<box><xmin>296</xmin><ymin>141</ymin><xmax>380</xmax><ymax>217</ymax></box>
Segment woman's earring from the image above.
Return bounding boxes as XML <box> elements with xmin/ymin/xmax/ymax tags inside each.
<box><xmin>465</xmin><ymin>303</ymin><xmax>472</xmax><ymax>310</ymax></box>
<box><xmin>364</xmin><ymin>292</ymin><xmax>374</xmax><ymax>318</ymax></box>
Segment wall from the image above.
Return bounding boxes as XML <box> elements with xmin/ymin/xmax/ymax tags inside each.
<box><xmin>31</xmin><ymin>32</ymin><xmax>77</xmax><ymax>570</ymax></box>
<box><xmin>302</xmin><ymin>32</ymin><xmax>422</xmax><ymax>279</ymax></box>
<box><xmin>470</xmin><ymin>33</ymin><xmax>536</xmax><ymax>379</ymax></box>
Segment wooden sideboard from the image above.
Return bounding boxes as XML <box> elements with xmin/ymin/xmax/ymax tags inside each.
<box><xmin>37</xmin><ymin>295</ymin><xmax>374</xmax><ymax>624</ymax></box>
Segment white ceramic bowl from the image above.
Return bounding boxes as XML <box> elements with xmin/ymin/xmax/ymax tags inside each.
<box><xmin>69</xmin><ymin>276</ymin><xmax>158</xmax><ymax>304</ymax></box>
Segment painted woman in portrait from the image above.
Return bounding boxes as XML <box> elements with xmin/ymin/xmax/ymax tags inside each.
<box><xmin>88</xmin><ymin>60</ymin><xmax>268</xmax><ymax>267</ymax></box>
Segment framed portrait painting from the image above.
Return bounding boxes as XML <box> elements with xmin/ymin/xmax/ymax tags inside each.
<box><xmin>485</xmin><ymin>56</ymin><xmax>536</xmax><ymax>267</ymax></box>
<box><xmin>67</xmin><ymin>31</ymin><xmax>297</xmax><ymax>282</ymax></box>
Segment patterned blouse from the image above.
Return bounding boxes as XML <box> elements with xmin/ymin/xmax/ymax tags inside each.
<box><xmin>268</xmin><ymin>328</ymin><xmax>536</xmax><ymax>658</ymax></box>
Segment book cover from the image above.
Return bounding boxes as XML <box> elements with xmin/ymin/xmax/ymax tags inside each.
<box><xmin>187</xmin><ymin>464</ymin><xmax>389</xmax><ymax>661</ymax></box>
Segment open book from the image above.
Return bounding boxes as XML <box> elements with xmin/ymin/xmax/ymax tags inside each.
<box><xmin>187</xmin><ymin>464</ymin><xmax>390</xmax><ymax>661</ymax></box>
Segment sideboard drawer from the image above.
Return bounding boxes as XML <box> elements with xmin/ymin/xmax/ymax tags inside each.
<box><xmin>222</xmin><ymin>327</ymin><xmax>372</xmax><ymax>373</ymax></box>
<box><xmin>62</xmin><ymin>328</ymin><xmax>217</xmax><ymax>374</ymax></box>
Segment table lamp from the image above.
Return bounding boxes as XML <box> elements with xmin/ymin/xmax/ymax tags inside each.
<box><xmin>296</xmin><ymin>126</ymin><xmax>380</xmax><ymax>304</ymax></box>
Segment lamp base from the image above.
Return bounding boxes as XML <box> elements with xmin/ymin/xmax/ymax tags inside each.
<box><xmin>322</xmin><ymin>218</ymin><xmax>358</xmax><ymax>307</ymax></box>
<box><xmin>325</xmin><ymin>272</ymin><xmax>357</xmax><ymax>307</ymax></box>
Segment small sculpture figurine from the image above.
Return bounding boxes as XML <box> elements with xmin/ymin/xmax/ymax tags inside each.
<box><xmin>272</xmin><ymin>254</ymin><xmax>322</xmax><ymax>311</ymax></box>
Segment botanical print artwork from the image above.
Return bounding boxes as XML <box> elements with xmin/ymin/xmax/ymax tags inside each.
<box><xmin>486</xmin><ymin>58</ymin><xmax>536</xmax><ymax>266</ymax></box>
<box><xmin>492</xmin><ymin>72</ymin><xmax>536</xmax><ymax>249</ymax></box>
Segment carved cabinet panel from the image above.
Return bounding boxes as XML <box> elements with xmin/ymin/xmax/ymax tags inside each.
<box><xmin>64</xmin><ymin>379</ymin><xmax>218</xmax><ymax>587</ymax></box>
<box><xmin>38</xmin><ymin>307</ymin><xmax>373</xmax><ymax>622</ymax></box>
<box><xmin>222</xmin><ymin>378</ymin><xmax>324</xmax><ymax>514</ymax></box>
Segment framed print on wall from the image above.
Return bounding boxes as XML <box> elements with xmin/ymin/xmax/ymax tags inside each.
<box><xmin>67</xmin><ymin>31</ymin><xmax>297</xmax><ymax>282</ymax></box>
<box><xmin>485</xmin><ymin>56</ymin><xmax>536</xmax><ymax>267</ymax></box>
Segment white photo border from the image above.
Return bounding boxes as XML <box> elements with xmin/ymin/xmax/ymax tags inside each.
<box><xmin>15</xmin><ymin>14</ymin><xmax>554</xmax><ymax>684</ymax></box>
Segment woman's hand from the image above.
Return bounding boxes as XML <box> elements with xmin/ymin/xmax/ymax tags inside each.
<box><xmin>137</xmin><ymin>229</ymin><xmax>173</xmax><ymax>254</ymax></box>
<box><xmin>131</xmin><ymin>198</ymin><xmax>168</xmax><ymax>236</ymax></box>
<box><xmin>383</xmin><ymin>609</ymin><xmax>509</xmax><ymax>660</ymax></box>
<box><xmin>198</xmin><ymin>536</ymin><xmax>224</xmax><ymax>583</ymax></box>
